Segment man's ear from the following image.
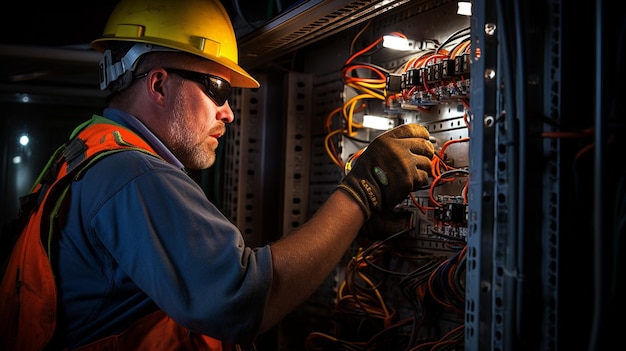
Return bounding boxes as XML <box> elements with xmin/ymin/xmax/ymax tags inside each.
<box><xmin>147</xmin><ymin>70</ymin><xmax>167</xmax><ymax>104</ymax></box>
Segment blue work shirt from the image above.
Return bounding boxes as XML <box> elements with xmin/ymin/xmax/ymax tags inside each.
<box><xmin>56</xmin><ymin>108</ymin><xmax>273</xmax><ymax>348</ymax></box>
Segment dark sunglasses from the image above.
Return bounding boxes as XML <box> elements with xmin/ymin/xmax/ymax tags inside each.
<box><xmin>134</xmin><ymin>67</ymin><xmax>231</xmax><ymax>106</ymax></box>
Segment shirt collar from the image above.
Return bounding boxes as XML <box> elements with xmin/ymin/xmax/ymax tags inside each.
<box><xmin>102</xmin><ymin>107</ymin><xmax>185</xmax><ymax>170</ymax></box>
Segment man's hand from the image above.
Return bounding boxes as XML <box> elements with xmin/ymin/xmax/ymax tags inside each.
<box><xmin>337</xmin><ymin>124</ymin><xmax>433</xmax><ymax>218</ymax></box>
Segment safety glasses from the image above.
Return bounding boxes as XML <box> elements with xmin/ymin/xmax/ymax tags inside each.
<box><xmin>134</xmin><ymin>67</ymin><xmax>231</xmax><ymax>106</ymax></box>
<box><xmin>163</xmin><ymin>68</ymin><xmax>231</xmax><ymax>106</ymax></box>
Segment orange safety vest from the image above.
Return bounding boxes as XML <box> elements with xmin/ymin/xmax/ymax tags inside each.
<box><xmin>0</xmin><ymin>116</ymin><xmax>225</xmax><ymax>351</ymax></box>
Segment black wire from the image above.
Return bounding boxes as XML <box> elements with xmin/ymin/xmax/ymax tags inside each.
<box><xmin>438</xmin><ymin>169</ymin><xmax>469</xmax><ymax>178</ymax></box>
<box><xmin>428</xmin><ymin>226</ymin><xmax>465</xmax><ymax>242</ymax></box>
<box><xmin>399</xmin><ymin>255</ymin><xmax>447</xmax><ymax>347</ymax></box>
<box><xmin>436</xmin><ymin>27</ymin><xmax>470</xmax><ymax>54</ymax></box>
<box><xmin>342</xmin><ymin>133</ymin><xmax>372</xmax><ymax>144</ymax></box>
<box><xmin>360</xmin><ymin>227</ymin><xmax>414</xmax><ymax>256</ymax></box>
<box><xmin>363</xmin><ymin>317</ymin><xmax>414</xmax><ymax>351</ymax></box>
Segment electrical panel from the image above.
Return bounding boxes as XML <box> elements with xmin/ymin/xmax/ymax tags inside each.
<box><xmin>229</xmin><ymin>0</ymin><xmax>624</xmax><ymax>350</ymax></box>
<box><xmin>1</xmin><ymin>1</ymin><xmax>622</xmax><ymax>351</ymax></box>
<box><xmin>232</xmin><ymin>1</ymin><xmax>474</xmax><ymax>349</ymax></box>
<box><xmin>304</xmin><ymin>5</ymin><xmax>471</xmax><ymax>351</ymax></box>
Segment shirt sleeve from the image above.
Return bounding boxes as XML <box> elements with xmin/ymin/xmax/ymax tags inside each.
<box><xmin>68</xmin><ymin>150</ymin><xmax>273</xmax><ymax>344</ymax></box>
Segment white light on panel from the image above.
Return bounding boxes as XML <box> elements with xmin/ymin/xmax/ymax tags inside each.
<box><xmin>363</xmin><ymin>115</ymin><xmax>396</xmax><ymax>130</ymax></box>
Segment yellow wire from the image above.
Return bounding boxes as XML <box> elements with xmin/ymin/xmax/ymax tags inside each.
<box><xmin>346</xmin><ymin>83</ymin><xmax>385</xmax><ymax>101</ymax></box>
<box><xmin>356</xmin><ymin>270</ymin><xmax>391</xmax><ymax>318</ymax></box>
<box><xmin>324</xmin><ymin>128</ymin><xmax>345</xmax><ymax>168</ymax></box>
<box><xmin>351</xmin><ymin>81</ymin><xmax>386</xmax><ymax>90</ymax></box>
<box><xmin>343</xmin><ymin>92</ymin><xmax>386</xmax><ymax>136</ymax></box>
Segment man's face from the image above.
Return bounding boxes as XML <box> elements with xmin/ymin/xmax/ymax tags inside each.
<box><xmin>162</xmin><ymin>61</ymin><xmax>234</xmax><ymax>170</ymax></box>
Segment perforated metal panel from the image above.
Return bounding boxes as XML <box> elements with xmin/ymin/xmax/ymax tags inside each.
<box><xmin>281</xmin><ymin>73</ymin><xmax>314</xmax><ymax>236</ymax></box>
<box><xmin>223</xmin><ymin>75</ymin><xmax>270</xmax><ymax>247</ymax></box>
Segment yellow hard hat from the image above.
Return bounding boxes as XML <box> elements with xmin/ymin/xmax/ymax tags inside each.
<box><xmin>91</xmin><ymin>0</ymin><xmax>259</xmax><ymax>89</ymax></box>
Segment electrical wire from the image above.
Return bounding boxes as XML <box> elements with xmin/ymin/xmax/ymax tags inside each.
<box><xmin>435</xmin><ymin>27</ymin><xmax>470</xmax><ymax>55</ymax></box>
<box><xmin>426</xmin><ymin>245</ymin><xmax>466</xmax><ymax>314</ymax></box>
<box><xmin>315</xmin><ymin>22</ymin><xmax>471</xmax><ymax>351</ymax></box>
<box><xmin>407</xmin><ymin>323</ymin><xmax>464</xmax><ymax>351</ymax></box>
<box><xmin>304</xmin><ymin>331</ymin><xmax>364</xmax><ymax>351</ymax></box>
<box><xmin>429</xmin><ymin>169</ymin><xmax>469</xmax><ymax>208</ymax></box>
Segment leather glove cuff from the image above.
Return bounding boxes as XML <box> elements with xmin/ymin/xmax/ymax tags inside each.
<box><xmin>337</xmin><ymin>182</ymin><xmax>374</xmax><ymax>218</ymax></box>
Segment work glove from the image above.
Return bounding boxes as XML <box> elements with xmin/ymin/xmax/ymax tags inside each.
<box><xmin>337</xmin><ymin>123</ymin><xmax>433</xmax><ymax>219</ymax></box>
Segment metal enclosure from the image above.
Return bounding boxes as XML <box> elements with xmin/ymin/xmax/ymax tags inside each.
<box><xmin>229</xmin><ymin>0</ymin><xmax>623</xmax><ymax>350</ymax></box>
<box><xmin>1</xmin><ymin>0</ymin><xmax>623</xmax><ymax>350</ymax></box>
<box><xmin>466</xmin><ymin>1</ymin><xmax>623</xmax><ymax>351</ymax></box>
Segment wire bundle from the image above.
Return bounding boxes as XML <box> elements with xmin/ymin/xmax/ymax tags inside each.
<box><xmin>305</xmin><ymin>224</ymin><xmax>467</xmax><ymax>350</ymax></box>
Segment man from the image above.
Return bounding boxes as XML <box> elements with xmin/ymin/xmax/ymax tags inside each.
<box><xmin>2</xmin><ymin>0</ymin><xmax>434</xmax><ymax>350</ymax></box>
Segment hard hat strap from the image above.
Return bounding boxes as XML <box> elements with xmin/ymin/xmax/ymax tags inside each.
<box><xmin>98</xmin><ymin>43</ymin><xmax>179</xmax><ymax>92</ymax></box>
